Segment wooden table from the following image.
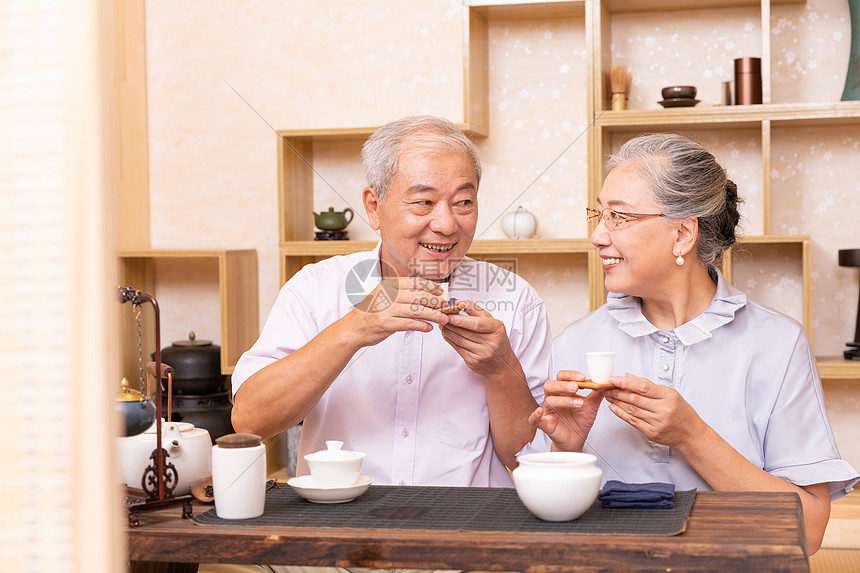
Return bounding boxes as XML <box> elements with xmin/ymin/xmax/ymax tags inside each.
<box><xmin>128</xmin><ymin>490</ymin><xmax>809</xmax><ymax>573</ymax></box>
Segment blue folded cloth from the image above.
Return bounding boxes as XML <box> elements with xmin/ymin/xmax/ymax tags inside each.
<box><xmin>598</xmin><ymin>480</ymin><xmax>675</xmax><ymax>509</ymax></box>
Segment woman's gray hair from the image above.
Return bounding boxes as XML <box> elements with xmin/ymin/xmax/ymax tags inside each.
<box><xmin>361</xmin><ymin>115</ymin><xmax>482</xmax><ymax>202</ymax></box>
<box><xmin>607</xmin><ymin>133</ymin><xmax>742</xmax><ymax>265</ymax></box>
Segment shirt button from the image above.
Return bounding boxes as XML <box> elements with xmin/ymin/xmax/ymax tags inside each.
<box><xmin>663</xmin><ymin>364</ymin><xmax>670</xmax><ymax>372</ymax></box>
<box><xmin>406</xmin><ymin>375</ymin><xmax>413</xmax><ymax>384</ymax></box>
<box><xmin>661</xmin><ymin>336</ymin><xmax>670</xmax><ymax>343</ymax></box>
<box><xmin>402</xmin><ymin>428</ymin><xmax>409</xmax><ymax>437</ymax></box>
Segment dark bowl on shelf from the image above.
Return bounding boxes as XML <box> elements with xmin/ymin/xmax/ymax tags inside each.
<box><xmin>661</xmin><ymin>86</ymin><xmax>697</xmax><ymax>99</ymax></box>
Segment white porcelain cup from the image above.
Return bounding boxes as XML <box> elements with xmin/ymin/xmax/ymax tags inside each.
<box><xmin>585</xmin><ymin>351</ymin><xmax>615</xmax><ymax>385</ymax></box>
<box><xmin>212</xmin><ymin>434</ymin><xmax>267</xmax><ymax>519</ymax></box>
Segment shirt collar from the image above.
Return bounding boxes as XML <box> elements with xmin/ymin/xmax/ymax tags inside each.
<box><xmin>606</xmin><ymin>267</ymin><xmax>747</xmax><ymax>346</ymax></box>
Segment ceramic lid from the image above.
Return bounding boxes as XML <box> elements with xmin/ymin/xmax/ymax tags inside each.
<box><xmin>305</xmin><ymin>440</ymin><xmax>361</xmax><ymax>461</ymax></box>
<box><xmin>216</xmin><ymin>432</ymin><xmax>262</xmax><ymax>449</ymax></box>
<box><xmin>171</xmin><ymin>331</ymin><xmax>214</xmax><ymax>347</ymax></box>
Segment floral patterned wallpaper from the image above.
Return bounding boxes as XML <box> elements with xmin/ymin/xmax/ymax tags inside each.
<box><xmin>145</xmin><ymin>0</ymin><xmax>859</xmax><ymax>466</ymax></box>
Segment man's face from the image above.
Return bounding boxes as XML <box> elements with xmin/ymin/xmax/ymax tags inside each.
<box><xmin>364</xmin><ymin>148</ymin><xmax>478</xmax><ymax>280</ymax></box>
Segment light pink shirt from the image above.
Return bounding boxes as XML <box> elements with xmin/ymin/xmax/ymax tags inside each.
<box><xmin>232</xmin><ymin>243</ymin><xmax>552</xmax><ymax>487</ymax></box>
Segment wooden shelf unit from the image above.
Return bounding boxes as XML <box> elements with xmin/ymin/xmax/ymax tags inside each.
<box><xmin>117</xmin><ymin>250</ymin><xmax>259</xmax><ymax>377</ymax></box>
<box><xmin>274</xmin><ymin>0</ymin><xmax>860</xmax><ymax>380</ymax></box>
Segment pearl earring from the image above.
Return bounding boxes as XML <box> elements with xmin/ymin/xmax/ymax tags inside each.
<box><xmin>675</xmin><ymin>249</ymin><xmax>684</xmax><ymax>266</ymax></box>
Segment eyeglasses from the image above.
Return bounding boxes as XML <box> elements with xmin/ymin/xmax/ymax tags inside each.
<box><xmin>586</xmin><ymin>207</ymin><xmax>665</xmax><ymax>230</ymax></box>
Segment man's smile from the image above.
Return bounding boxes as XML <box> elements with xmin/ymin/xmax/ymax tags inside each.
<box><xmin>420</xmin><ymin>242</ymin><xmax>455</xmax><ymax>253</ymax></box>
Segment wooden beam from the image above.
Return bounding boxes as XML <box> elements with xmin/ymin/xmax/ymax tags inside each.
<box><xmin>112</xmin><ymin>0</ymin><xmax>150</xmax><ymax>251</ymax></box>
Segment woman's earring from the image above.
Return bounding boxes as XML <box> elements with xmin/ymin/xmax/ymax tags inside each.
<box><xmin>675</xmin><ymin>249</ymin><xmax>685</xmax><ymax>266</ymax></box>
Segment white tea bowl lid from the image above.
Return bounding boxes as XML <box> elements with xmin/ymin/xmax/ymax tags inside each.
<box><xmin>305</xmin><ymin>440</ymin><xmax>363</xmax><ymax>462</ymax></box>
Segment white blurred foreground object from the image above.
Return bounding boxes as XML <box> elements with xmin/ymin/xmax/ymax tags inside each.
<box><xmin>212</xmin><ymin>433</ymin><xmax>267</xmax><ymax>519</ymax></box>
<box><xmin>512</xmin><ymin>452</ymin><xmax>602</xmax><ymax>521</ymax></box>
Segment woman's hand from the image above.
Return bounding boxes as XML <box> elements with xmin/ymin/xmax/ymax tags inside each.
<box><xmin>528</xmin><ymin>370</ymin><xmax>605</xmax><ymax>452</ymax></box>
<box><xmin>606</xmin><ymin>374</ymin><xmax>832</xmax><ymax>554</ymax></box>
<box><xmin>603</xmin><ymin>373</ymin><xmax>706</xmax><ymax>449</ymax></box>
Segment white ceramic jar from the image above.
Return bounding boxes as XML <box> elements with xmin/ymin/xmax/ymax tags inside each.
<box><xmin>512</xmin><ymin>451</ymin><xmax>602</xmax><ymax>521</ymax></box>
<box><xmin>117</xmin><ymin>420</ymin><xmax>212</xmax><ymax>496</ymax></box>
<box><xmin>212</xmin><ymin>433</ymin><xmax>267</xmax><ymax>519</ymax></box>
<box><xmin>500</xmin><ymin>206</ymin><xmax>538</xmax><ymax>239</ymax></box>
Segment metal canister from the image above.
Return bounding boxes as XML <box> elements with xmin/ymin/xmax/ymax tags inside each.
<box><xmin>722</xmin><ymin>81</ymin><xmax>733</xmax><ymax>106</ymax></box>
<box><xmin>734</xmin><ymin>57</ymin><xmax>762</xmax><ymax>105</ymax></box>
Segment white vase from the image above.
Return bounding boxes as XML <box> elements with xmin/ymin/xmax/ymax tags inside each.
<box><xmin>500</xmin><ymin>206</ymin><xmax>538</xmax><ymax>239</ymax></box>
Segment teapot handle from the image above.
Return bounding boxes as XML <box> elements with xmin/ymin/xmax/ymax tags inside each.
<box><xmin>343</xmin><ymin>208</ymin><xmax>353</xmax><ymax>224</ymax></box>
<box><xmin>145</xmin><ymin>361</ymin><xmax>175</xmax><ymax>379</ymax></box>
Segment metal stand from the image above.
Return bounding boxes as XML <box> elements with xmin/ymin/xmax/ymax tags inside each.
<box><xmin>838</xmin><ymin>249</ymin><xmax>860</xmax><ymax>360</ymax></box>
<box><xmin>119</xmin><ymin>286</ymin><xmax>194</xmax><ymax>526</ymax></box>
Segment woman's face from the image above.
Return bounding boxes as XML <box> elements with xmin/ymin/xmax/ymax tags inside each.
<box><xmin>591</xmin><ymin>163</ymin><xmax>678</xmax><ymax>298</ymax></box>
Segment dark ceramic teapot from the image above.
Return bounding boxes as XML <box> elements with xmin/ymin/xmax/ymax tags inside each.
<box><xmin>159</xmin><ymin>332</ymin><xmax>226</xmax><ymax>394</ymax></box>
<box><xmin>314</xmin><ymin>207</ymin><xmax>353</xmax><ymax>230</ymax></box>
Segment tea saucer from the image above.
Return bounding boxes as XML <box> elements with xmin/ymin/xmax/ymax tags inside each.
<box><xmin>658</xmin><ymin>98</ymin><xmax>700</xmax><ymax>108</ymax></box>
<box><xmin>287</xmin><ymin>475</ymin><xmax>373</xmax><ymax>503</ymax></box>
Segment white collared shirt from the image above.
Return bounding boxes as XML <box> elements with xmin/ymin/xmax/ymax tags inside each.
<box><xmin>527</xmin><ymin>267</ymin><xmax>859</xmax><ymax>500</ymax></box>
<box><xmin>233</xmin><ymin>243</ymin><xmax>552</xmax><ymax>487</ymax></box>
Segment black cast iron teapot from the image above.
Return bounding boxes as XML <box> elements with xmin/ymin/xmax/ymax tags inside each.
<box><xmin>159</xmin><ymin>331</ymin><xmax>226</xmax><ymax>395</ymax></box>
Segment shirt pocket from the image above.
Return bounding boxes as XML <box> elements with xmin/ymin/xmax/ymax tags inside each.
<box><xmin>437</xmin><ymin>367</ymin><xmax>489</xmax><ymax>452</ymax></box>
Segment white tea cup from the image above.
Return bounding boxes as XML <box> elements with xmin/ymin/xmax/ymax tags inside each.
<box><xmin>585</xmin><ymin>351</ymin><xmax>615</xmax><ymax>385</ymax></box>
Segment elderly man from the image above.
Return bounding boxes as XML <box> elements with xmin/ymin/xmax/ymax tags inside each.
<box><xmin>230</xmin><ymin>115</ymin><xmax>551</xmax><ymax>488</ymax></box>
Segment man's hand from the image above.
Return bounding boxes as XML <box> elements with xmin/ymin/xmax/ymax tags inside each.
<box><xmin>439</xmin><ymin>300</ymin><xmax>516</xmax><ymax>377</ymax></box>
<box><xmin>346</xmin><ymin>277</ymin><xmax>451</xmax><ymax>348</ymax></box>
<box><xmin>528</xmin><ymin>370</ymin><xmax>606</xmax><ymax>452</ymax></box>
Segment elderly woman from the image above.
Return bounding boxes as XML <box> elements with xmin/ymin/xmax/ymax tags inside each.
<box><xmin>528</xmin><ymin>133</ymin><xmax>858</xmax><ymax>554</ymax></box>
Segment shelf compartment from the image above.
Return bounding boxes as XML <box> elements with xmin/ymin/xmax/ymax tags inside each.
<box><xmin>277</xmin><ymin>125</ymin><xmax>490</xmax><ymax>283</ymax></box>
<box><xmin>117</xmin><ymin>250</ymin><xmax>259</xmax><ymax>377</ymax></box>
<box><xmin>464</xmin><ymin>0</ymin><xmax>588</xmax><ymax>134</ymax></box>
<box><xmin>722</xmin><ymin>234</ymin><xmax>810</xmax><ymax>333</ymax></box>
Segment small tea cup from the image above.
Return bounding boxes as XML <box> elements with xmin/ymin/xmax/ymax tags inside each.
<box><xmin>585</xmin><ymin>351</ymin><xmax>615</xmax><ymax>385</ymax></box>
<box><xmin>304</xmin><ymin>440</ymin><xmax>365</xmax><ymax>488</ymax></box>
